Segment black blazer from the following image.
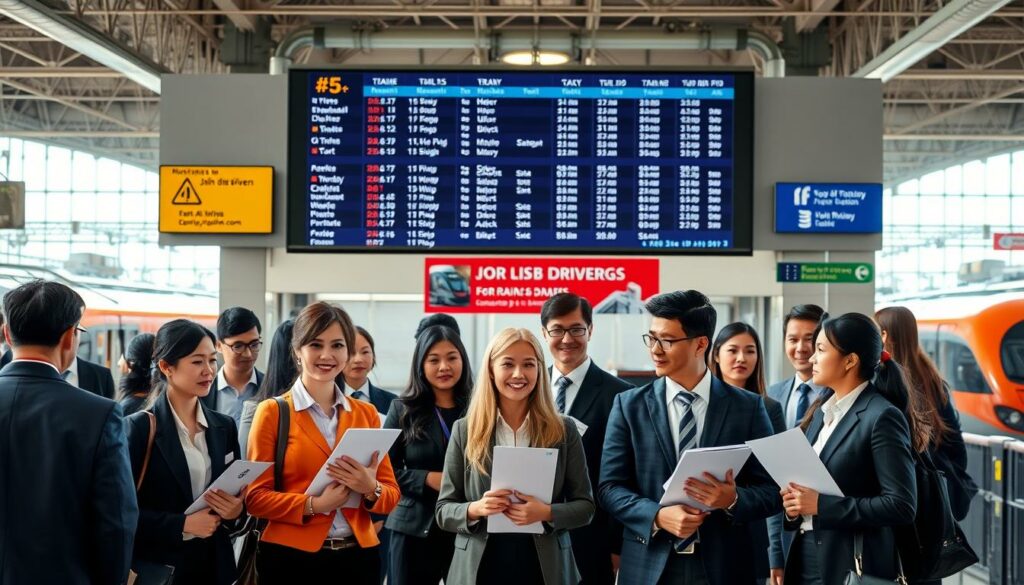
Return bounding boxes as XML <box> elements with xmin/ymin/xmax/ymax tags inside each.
<box><xmin>783</xmin><ymin>384</ymin><xmax>917</xmax><ymax>585</ymax></box>
<box><xmin>126</xmin><ymin>394</ymin><xmax>242</xmax><ymax>585</ymax></box>
<box><xmin>559</xmin><ymin>361</ymin><xmax>632</xmax><ymax>585</ymax></box>
<box><xmin>0</xmin><ymin>349</ymin><xmax>10</xmax><ymax>368</ymax></box>
<box><xmin>930</xmin><ymin>387</ymin><xmax>976</xmax><ymax>521</ymax></box>
<box><xmin>77</xmin><ymin>357</ymin><xmax>116</xmax><ymax>399</ymax></box>
<box><xmin>200</xmin><ymin>369</ymin><xmax>264</xmax><ymax>413</ymax></box>
<box><xmin>0</xmin><ymin>360</ymin><xmax>137</xmax><ymax>585</ymax></box>
<box><xmin>367</xmin><ymin>382</ymin><xmax>397</xmax><ymax>415</ymax></box>
<box><xmin>599</xmin><ymin>375</ymin><xmax>781</xmax><ymax>585</ymax></box>
<box><xmin>383</xmin><ymin>399</ymin><xmax>463</xmax><ymax>537</ymax></box>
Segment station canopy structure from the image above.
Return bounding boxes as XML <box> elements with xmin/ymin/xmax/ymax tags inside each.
<box><xmin>0</xmin><ymin>0</ymin><xmax>1020</xmax><ymax>184</ymax></box>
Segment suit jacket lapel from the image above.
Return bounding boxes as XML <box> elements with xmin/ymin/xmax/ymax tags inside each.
<box><xmin>75</xmin><ymin>358</ymin><xmax>93</xmax><ymax>391</ymax></box>
<box><xmin>295</xmin><ymin>409</ymin><xmax>333</xmax><ymax>456</ymax></box>
<box><xmin>819</xmin><ymin>388</ymin><xmax>873</xmax><ymax>466</ymax></box>
<box><xmin>777</xmin><ymin>376</ymin><xmax>795</xmax><ymax>416</ymax></box>
<box><xmin>153</xmin><ymin>395</ymin><xmax>196</xmax><ymax>501</ymax></box>
<box><xmin>644</xmin><ymin>378</ymin><xmax>677</xmax><ymax>467</ymax></box>
<box><xmin>567</xmin><ymin>361</ymin><xmax>602</xmax><ymax>421</ymax></box>
<box><xmin>700</xmin><ymin>377</ymin><xmax>730</xmax><ymax>448</ymax></box>
<box><xmin>203</xmin><ymin>404</ymin><xmax>228</xmax><ymax>480</ymax></box>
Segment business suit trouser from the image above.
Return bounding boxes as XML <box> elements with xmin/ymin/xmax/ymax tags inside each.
<box><xmin>257</xmin><ymin>542</ymin><xmax>379</xmax><ymax>585</ymax></box>
<box><xmin>389</xmin><ymin>525</ymin><xmax>456</xmax><ymax>585</ymax></box>
<box><xmin>656</xmin><ymin>549</ymin><xmax>709</xmax><ymax>585</ymax></box>
<box><xmin>789</xmin><ymin>532</ymin><xmax>824</xmax><ymax>585</ymax></box>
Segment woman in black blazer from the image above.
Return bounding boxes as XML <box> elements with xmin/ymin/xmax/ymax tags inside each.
<box><xmin>126</xmin><ymin>320</ymin><xmax>245</xmax><ymax>585</ymax></box>
<box><xmin>384</xmin><ymin>325</ymin><xmax>473</xmax><ymax>585</ymax></box>
<box><xmin>781</xmin><ymin>313</ymin><xmax>930</xmax><ymax>585</ymax></box>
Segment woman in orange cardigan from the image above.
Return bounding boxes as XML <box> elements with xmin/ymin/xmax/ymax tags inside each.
<box><xmin>246</xmin><ymin>302</ymin><xmax>400</xmax><ymax>583</ymax></box>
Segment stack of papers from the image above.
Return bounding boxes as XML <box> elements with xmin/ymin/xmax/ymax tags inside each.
<box><xmin>185</xmin><ymin>460</ymin><xmax>273</xmax><ymax>514</ymax></box>
<box><xmin>304</xmin><ymin>428</ymin><xmax>402</xmax><ymax>507</ymax></box>
<box><xmin>744</xmin><ymin>428</ymin><xmax>844</xmax><ymax>496</ymax></box>
<box><xmin>488</xmin><ymin>446</ymin><xmax>559</xmax><ymax>534</ymax></box>
<box><xmin>660</xmin><ymin>445</ymin><xmax>752</xmax><ymax>510</ymax></box>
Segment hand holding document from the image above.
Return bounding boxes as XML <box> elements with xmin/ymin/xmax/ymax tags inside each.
<box><xmin>305</xmin><ymin>428</ymin><xmax>401</xmax><ymax>507</ymax></box>
<box><xmin>660</xmin><ymin>445</ymin><xmax>752</xmax><ymax>511</ymax></box>
<box><xmin>744</xmin><ymin>428</ymin><xmax>844</xmax><ymax>496</ymax></box>
<box><xmin>488</xmin><ymin>446</ymin><xmax>559</xmax><ymax>534</ymax></box>
<box><xmin>185</xmin><ymin>460</ymin><xmax>273</xmax><ymax>514</ymax></box>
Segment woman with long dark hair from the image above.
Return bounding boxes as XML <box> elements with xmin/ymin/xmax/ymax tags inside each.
<box><xmin>237</xmin><ymin>319</ymin><xmax>295</xmax><ymax>451</ymax></box>
<box><xmin>383</xmin><ymin>325</ymin><xmax>473</xmax><ymax>584</ymax></box>
<box><xmin>125</xmin><ymin>320</ymin><xmax>244</xmax><ymax>585</ymax></box>
<box><xmin>781</xmin><ymin>312</ymin><xmax>927</xmax><ymax>585</ymax></box>
<box><xmin>118</xmin><ymin>332</ymin><xmax>155</xmax><ymax>416</ymax></box>
<box><xmin>876</xmin><ymin>307</ymin><xmax>976</xmax><ymax>526</ymax></box>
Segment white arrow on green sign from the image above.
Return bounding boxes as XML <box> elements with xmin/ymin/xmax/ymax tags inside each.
<box><xmin>776</xmin><ymin>262</ymin><xmax>874</xmax><ymax>284</ymax></box>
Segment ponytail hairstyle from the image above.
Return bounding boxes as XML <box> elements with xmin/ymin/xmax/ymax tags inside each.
<box><xmin>800</xmin><ymin>312</ymin><xmax>932</xmax><ymax>453</ymax></box>
<box><xmin>118</xmin><ymin>332</ymin><xmax>155</xmax><ymax>398</ymax></box>
<box><xmin>145</xmin><ymin>319</ymin><xmax>216</xmax><ymax>409</ymax></box>
<box><xmin>875</xmin><ymin>306</ymin><xmax>949</xmax><ymax>447</ymax></box>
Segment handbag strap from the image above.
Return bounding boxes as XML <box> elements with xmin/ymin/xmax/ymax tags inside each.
<box><xmin>135</xmin><ymin>411</ymin><xmax>157</xmax><ymax>492</ymax></box>
<box><xmin>853</xmin><ymin>533</ymin><xmax>908</xmax><ymax>584</ymax></box>
<box><xmin>273</xmin><ymin>397</ymin><xmax>289</xmax><ymax>491</ymax></box>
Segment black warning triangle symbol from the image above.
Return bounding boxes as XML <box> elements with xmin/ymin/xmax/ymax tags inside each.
<box><xmin>172</xmin><ymin>178</ymin><xmax>202</xmax><ymax>205</ymax></box>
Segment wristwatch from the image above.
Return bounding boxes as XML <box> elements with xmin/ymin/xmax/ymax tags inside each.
<box><xmin>366</xmin><ymin>481</ymin><xmax>383</xmax><ymax>502</ymax></box>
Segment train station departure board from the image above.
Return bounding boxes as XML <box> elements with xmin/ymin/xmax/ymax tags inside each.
<box><xmin>287</xmin><ymin>68</ymin><xmax>753</xmax><ymax>254</ymax></box>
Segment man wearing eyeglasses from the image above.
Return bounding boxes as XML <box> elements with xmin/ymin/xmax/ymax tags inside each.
<box><xmin>599</xmin><ymin>290</ymin><xmax>780</xmax><ymax>585</ymax></box>
<box><xmin>201</xmin><ymin>306</ymin><xmax>264</xmax><ymax>425</ymax></box>
<box><xmin>540</xmin><ymin>292</ymin><xmax>632</xmax><ymax>585</ymax></box>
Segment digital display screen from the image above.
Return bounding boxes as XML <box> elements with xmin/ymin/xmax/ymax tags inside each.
<box><xmin>288</xmin><ymin>68</ymin><xmax>753</xmax><ymax>254</ymax></box>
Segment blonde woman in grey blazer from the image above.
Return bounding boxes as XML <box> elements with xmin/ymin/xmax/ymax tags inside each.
<box><xmin>435</xmin><ymin>328</ymin><xmax>595</xmax><ymax>585</ymax></box>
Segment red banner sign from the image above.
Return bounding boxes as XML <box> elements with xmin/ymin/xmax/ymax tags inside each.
<box><xmin>994</xmin><ymin>233</ymin><xmax>1024</xmax><ymax>250</ymax></box>
<box><xmin>425</xmin><ymin>257</ymin><xmax>660</xmax><ymax>314</ymax></box>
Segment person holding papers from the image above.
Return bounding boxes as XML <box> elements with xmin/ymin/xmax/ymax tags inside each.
<box><xmin>246</xmin><ymin>302</ymin><xmax>400</xmax><ymax>584</ymax></box>
<box><xmin>435</xmin><ymin>327</ymin><xmax>595</xmax><ymax>585</ymax></box>
<box><xmin>384</xmin><ymin>325</ymin><xmax>473</xmax><ymax>585</ymax></box>
<box><xmin>126</xmin><ymin>319</ymin><xmax>244</xmax><ymax>585</ymax></box>
<box><xmin>780</xmin><ymin>313</ymin><xmax>927</xmax><ymax>585</ymax></box>
<box><xmin>599</xmin><ymin>290</ymin><xmax>780</xmax><ymax>585</ymax></box>
<box><xmin>541</xmin><ymin>292</ymin><xmax>633</xmax><ymax>585</ymax></box>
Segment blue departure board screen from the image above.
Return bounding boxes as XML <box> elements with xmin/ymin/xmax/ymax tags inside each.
<box><xmin>287</xmin><ymin>68</ymin><xmax>753</xmax><ymax>254</ymax></box>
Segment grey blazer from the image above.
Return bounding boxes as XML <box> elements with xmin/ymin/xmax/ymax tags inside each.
<box><xmin>435</xmin><ymin>416</ymin><xmax>595</xmax><ymax>585</ymax></box>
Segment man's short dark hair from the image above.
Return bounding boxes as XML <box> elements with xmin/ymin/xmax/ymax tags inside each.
<box><xmin>644</xmin><ymin>290</ymin><xmax>717</xmax><ymax>342</ymax></box>
<box><xmin>783</xmin><ymin>304</ymin><xmax>825</xmax><ymax>335</ymax></box>
<box><xmin>216</xmin><ymin>306</ymin><xmax>262</xmax><ymax>341</ymax></box>
<box><xmin>540</xmin><ymin>293</ymin><xmax>593</xmax><ymax>327</ymax></box>
<box><xmin>3</xmin><ymin>280</ymin><xmax>85</xmax><ymax>347</ymax></box>
<box><xmin>416</xmin><ymin>314</ymin><xmax>460</xmax><ymax>339</ymax></box>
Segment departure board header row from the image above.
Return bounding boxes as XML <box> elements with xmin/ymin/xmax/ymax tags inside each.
<box><xmin>287</xmin><ymin>68</ymin><xmax>753</xmax><ymax>254</ymax></box>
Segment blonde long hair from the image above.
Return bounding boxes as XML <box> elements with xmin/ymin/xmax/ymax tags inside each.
<box><xmin>465</xmin><ymin>327</ymin><xmax>565</xmax><ymax>474</ymax></box>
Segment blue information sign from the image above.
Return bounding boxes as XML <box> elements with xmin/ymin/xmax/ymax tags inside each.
<box><xmin>774</xmin><ymin>183</ymin><xmax>882</xmax><ymax>234</ymax></box>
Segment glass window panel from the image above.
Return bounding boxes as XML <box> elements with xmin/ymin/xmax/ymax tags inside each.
<box><xmin>6</xmin><ymin>139</ymin><xmax>22</xmax><ymax>182</ymax></box>
<box><xmin>962</xmin><ymin>196</ymin><xmax>986</xmax><ymax>225</ymax></box>
<box><xmin>96</xmin><ymin>159</ymin><xmax>121</xmax><ymax>192</ymax></box>
<box><xmin>120</xmin><ymin>192</ymin><xmax>145</xmax><ymax>223</ymax></box>
<box><xmin>71</xmin><ymin>193</ymin><xmax>96</xmax><ymax>223</ymax></box>
<box><xmin>72</xmin><ymin>152</ymin><xmax>96</xmax><ymax>192</ymax></box>
<box><xmin>963</xmin><ymin>160</ymin><xmax>986</xmax><ymax>195</ymax></box>
<box><xmin>920</xmin><ymin>171</ymin><xmax>945</xmax><ymax>195</ymax></box>
<box><xmin>892</xmin><ymin>195</ymin><xmax>919</xmax><ymax>224</ymax></box>
<box><xmin>883</xmin><ymin>189</ymin><xmax>893</xmax><ymax>227</ymax></box>
<box><xmin>24</xmin><ymin>192</ymin><xmax>44</xmax><ymax>223</ymax></box>
<box><xmin>986</xmin><ymin>196</ymin><xmax>1011</xmax><ymax>228</ymax></box>
<box><xmin>919</xmin><ymin>196</ymin><xmax>945</xmax><ymax>225</ymax></box>
<box><xmin>897</xmin><ymin>179</ymin><xmax>919</xmax><ymax>195</ymax></box>
<box><xmin>1013</xmin><ymin>194</ymin><xmax>1024</xmax><ymax>226</ymax></box>
<box><xmin>121</xmin><ymin>164</ymin><xmax>146</xmax><ymax>191</ymax></box>
<box><xmin>46</xmin><ymin>192</ymin><xmax>71</xmax><ymax>222</ymax></box>
<box><xmin>987</xmin><ymin>153</ymin><xmax>1011</xmax><ymax>195</ymax></box>
<box><xmin>95</xmin><ymin>193</ymin><xmax>120</xmax><ymax>222</ymax></box>
<box><xmin>945</xmin><ymin>196</ymin><xmax>963</xmax><ymax>225</ymax></box>
<box><xmin>945</xmin><ymin>165</ymin><xmax>963</xmax><ymax>196</ymax></box>
<box><xmin>47</xmin><ymin>146</ymin><xmax>71</xmax><ymax>191</ymax></box>
<box><xmin>1014</xmin><ymin>152</ymin><xmax>1024</xmax><ymax>195</ymax></box>
<box><xmin>146</xmin><ymin>172</ymin><xmax>158</xmax><ymax>192</ymax></box>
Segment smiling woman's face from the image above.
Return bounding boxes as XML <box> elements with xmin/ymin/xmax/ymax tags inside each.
<box><xmin>492</xmin><ymin>340</ymin><xmax>539</xmax><ymax>407</ymax></box>
<box><xmin>297</xmin><ymin>322</ymin><xmax>348</xmax><ymax>384</ymax></box>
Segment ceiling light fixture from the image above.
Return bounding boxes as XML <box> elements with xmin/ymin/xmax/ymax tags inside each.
<box><xmin>499</xmin><ymin>49</ymin><xmax>571</xmax><ymax>66</ymax></box>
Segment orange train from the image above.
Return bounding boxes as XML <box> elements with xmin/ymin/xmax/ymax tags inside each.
<box><xmin>0</xmin><ymin>265</ymin><xmax>218</xmax><ymax>371</ymax></box>
<box><xmin>890</xmin><ymin>288</ymin><xmax>1024</xmax><ymax>436</ymax></box>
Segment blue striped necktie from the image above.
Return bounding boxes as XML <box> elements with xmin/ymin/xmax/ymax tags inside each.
<box><xmin>674</xmin><ymin>390</ymin><xmax>699</xmax><ymax>552</ymax></box>
<box><xmin>794</xmin><ymin>383</ymin><xmax>812</xmax><ymax>425</ymax></box>
<box><xmin>351</xmin><ymin>390</ymin><xmax>367</xmax><ymax>401</ymax></box>
<box><xmin>555</xmin><ymin>376</ymin><xmax>572</xmax><ymax>414</ymax></box>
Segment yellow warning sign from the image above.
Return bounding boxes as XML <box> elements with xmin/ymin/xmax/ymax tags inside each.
<box><xmin>159</xmin><ymin>166</ymin><xmax>273</xmax><ymax>234</ymax></box>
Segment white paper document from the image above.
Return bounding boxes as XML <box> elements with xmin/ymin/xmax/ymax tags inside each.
<box><xmin>488</xmin><ymin>446</ymin><xmax>559</xmax><ymax>534</ymax></box>
<box><xmin>304</xmin><ymin>428</ymin><xmax>402</xmax><ymax>508</ymax></box>
<box><xmin>659</xmin><ymin>445</ymin><xmax>752</xmax><ymax>511</ymax></box>
<box><xmin>567</xmin><ymin>416</ymin><xmax>588</xmax><ymax>437</ymax></box>
<box><xmin>184</xmin><ymin>460</ymin><xmax>273</xmax><ymax>514</ymax></box>
<box><xmin>744</xmin><ymin>427</ymin><xmax>844</xmax><ymax>497</ymax></box>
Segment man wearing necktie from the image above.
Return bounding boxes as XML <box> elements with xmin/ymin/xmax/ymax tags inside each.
<box><xmin>765</xmin><ymin>304</ymin><xmax>825</xmax><ymax>585</ymax></box>
<box><xmin>541</xmin><ymin>293</ymin><xmax>632</xmax><ymax>585</ymax></box>
<box><xmin>599</xmin><ymin>290</ymin><xmax>780</xmax><ymax>585</ymax></box>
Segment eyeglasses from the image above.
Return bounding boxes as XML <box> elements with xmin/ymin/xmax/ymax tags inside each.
<box><xmin>642</xmin><ymin>334</ymin><xmax>701</xmax><ymax>351</ymax></box>
<box><xmin>225</xmin><ymin>340</ymin><xmax>262</xmax><ymax>354</ymax></box>
<box><xmin>545</xmin><ymin>326</ymin><xmax>589</xmax><ymax>338</ymax></box>
<box><xmin>75</xmin><ymin>325</ymin><xmax>87</xmax><ymax>334</ymax></box>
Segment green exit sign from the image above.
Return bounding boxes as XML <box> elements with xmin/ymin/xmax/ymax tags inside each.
<box><xmin>777</xmin><ymin>262</ymin><xmax>874</xmax><ymax>284</ymax></box>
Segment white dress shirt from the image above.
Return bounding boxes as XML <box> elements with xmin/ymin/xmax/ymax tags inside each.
<box><xmin>291</xmin><ymin>378</ymin><xmax>355</xmax><ymax>538</ymax></box>
<box><xmin>170</xmin><ymin>403</ymin><xmax>212</xmax><ymax>541</ymax></box>
<box><xmin>801</xmin><ymin>381</ymin><xmax>869</xmax><ymax>531</ymax></box>
<box><xmin>665</xmin><ymin>369</ymin><xmax>712</xmax><ymax>450</ymax></box>
<box><xmin>343</xmin><ymin>380</ymin><xmax>371</xmax><ymax>401</ymax></box>
<box><xmin>214</xmin><ymin>368</ymin><xmax>259</xmax><ymax>425</ymax></box>
<box><xmin>551</xmin><ymin>357</ymin><xmax>592</xmax><ymax>415</ymax></box>
<box><xmin>784</xmin><ymin>374</ymin><xmax>825</xmax><ymax>428</ymax></box>
<box><xmin>495</xmin><ymin>412</ymin><xmax>532</xmax><ymax>447</ymax></box>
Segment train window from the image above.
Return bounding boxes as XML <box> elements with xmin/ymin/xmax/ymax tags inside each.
<box><xmin>1001</xmin><ymin>321</ymin><xmax>1024</xmax><ymax>384</ymax></box>
<box><xmin>937</xmin><ymin>331</ymin><xmax>992</xmax><ymax>394</ymax></box>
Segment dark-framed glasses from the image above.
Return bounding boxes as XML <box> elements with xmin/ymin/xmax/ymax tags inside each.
<box><xmin>226</xmin><ymin>340</ymin><xmax>262</xmax><ymax>354</ymax></box>
<box><xmin>642</xmin><ymin>333</ymin><xmax>700</xmax><ymax>351</ymax></box>
<box><xmin>546</xmin><ymin>326</ymin><xmax>589</xmax><ymax>338</ymax></box>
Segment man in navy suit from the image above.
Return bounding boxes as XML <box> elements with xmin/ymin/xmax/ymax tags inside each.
<box><xmin>600</xmin><ymin>290</ymin><xmax>780</xmax><ymax>585</ymax></box>
<box><xmin>765</xmin><ymin>304</ymin><xmax>826</xmax><ymax>584</ymax></box>
<box><xmin>202</xmin><ymin>306</ymin><xmax>264</xmax><ymax>425</ymax></box>
<box><xmin>542</xmin><ymin>292</ymin><xmax>632</xmax><ymax>585</ymax></box>
<box><xmin>0</xmin><ymin>280</ymin><xmax>137</xmax><ymax>584</ymax></box>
